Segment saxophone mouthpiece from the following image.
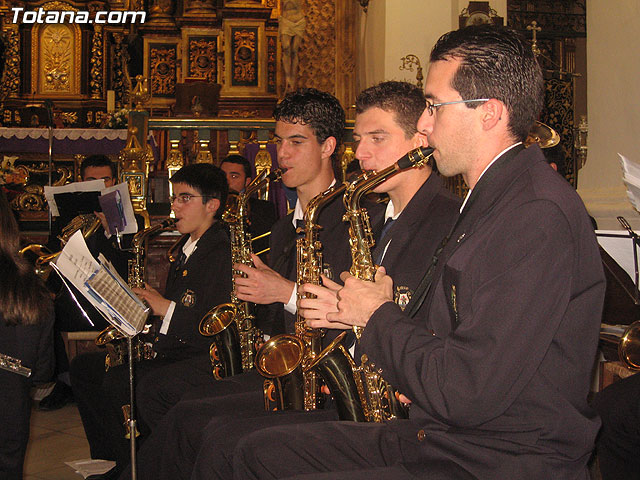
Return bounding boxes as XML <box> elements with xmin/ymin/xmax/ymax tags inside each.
<box><xmin>397</xmin><ymin>146</ymin><xmax>434</xmax><ymax>170</ymax></box>
<box><xmin>162</xmin><ymin>218</ymin><xmax>177</xmax><ymax>228</ymax></box>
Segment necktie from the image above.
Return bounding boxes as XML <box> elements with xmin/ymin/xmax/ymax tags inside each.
<box><xmin>374</xmin><ymin>217</ymin><xmax>395</xmax><ymax>265</ymax></box>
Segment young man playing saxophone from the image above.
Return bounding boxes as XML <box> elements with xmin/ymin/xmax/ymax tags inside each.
<box><xmin>127</xmin><ymin>81</ymin><xmax>461</xmax><ymax>480</ymax></box>
<box><xmin>234</xmin><ymin>25</ymin><xmax>605</xmax><ymax>480</ymax></box>
<box><xmin>70</xmin><ymin>163</ymin><xmax>232</xmax><ymax>479</ymax></box>
<box><xmin>122</xmin><ymin>88</ymin><xmax>364</xmax><ymax>480</ymax></box>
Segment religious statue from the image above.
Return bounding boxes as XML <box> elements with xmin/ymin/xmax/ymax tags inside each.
<box><xmin>279</xmin><ymin>0</ymin><xmax>306</xmax><ymax>93</ymax></box>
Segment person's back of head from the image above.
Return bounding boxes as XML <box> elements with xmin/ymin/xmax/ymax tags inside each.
<box><xmin>273</xmin><ymin>88</ymin><xmax>346</xmax><ymax>165</ymax></box>
<box><xmin>0</xmin><ymin>189</ymin><xmax>51</xmax><ymax>326</ymax></box>
<box><xmin>430</xmin><ymin>25</ymin><xmax>544</xmax><ymax>143</ymax></box>
<box><xmin>170</xmin><ymin>163</ymin><xmax>228</xmax><ymax>218</ymax></box>
<box><xmin>356</xmin><ymin>81</ymin><xmax>426</xmax><ymax>140</ymax></box>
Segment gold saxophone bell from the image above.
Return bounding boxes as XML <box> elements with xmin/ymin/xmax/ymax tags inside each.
<box><xmin>619</xmin><ymin>320</ymin><xmax>640</xmax><ymax>370</ymax></box>
<box><xmin>199</xmin><ymin>304</ymin><xmax>243</xmax><ymax>378</ymax></box>
<box><xmin>255</xmin><ymin>335</ymin><xmax>306</xmax><ymax>411</ymax></box>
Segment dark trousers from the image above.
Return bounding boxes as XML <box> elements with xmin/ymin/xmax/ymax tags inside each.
<box><xmin>233</xmin><ymin>420</ymin><xmax>479</xmax><ymax>480</ymax></box>
<box><xmin>593</xmin><ymin>373</ymin><xmax>640</xmax><ymax>480</ymax></box>
<box><xmin>135</xmin><ymin>353</ymin><xmax>215</xmax><ymax>430</ymax></box>
<box><xmin>0</xmin><ymin>372</ymin><xmax>31</xmax><ymax>480</ymax></box>
<box><xmin>121</xmin><ymin>370</ymin><xmax>266</xmax><ymax>480</ymax></box>
<box><xmin>70</xmin><ymin>351</ymin><xmax>178</xmax><ymax>467</ymax></box>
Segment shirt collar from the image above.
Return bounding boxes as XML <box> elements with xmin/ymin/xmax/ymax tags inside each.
<box><xmin>292</xmin><ymin>178</ymin><xmax>337</xmax><ymax>227</ymax></box>
<box><xmin>459</xmin><ymin>142</ymin><xmax>522</xmax><ymax>213</ymax></box>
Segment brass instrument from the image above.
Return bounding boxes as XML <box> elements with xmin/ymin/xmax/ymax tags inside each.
<box><xmin>0</xmin><ymin>352</ymin><xmax>32</xmax><ymax>377</ymax></box>
<box><xmin>525</xmin><ymin>121</ymin><xmax>560</xmax><ymax>149</ymax></box>
<box><xmin>19</xmin><ymin>213</ymin><xmax>102</xmax><ymax>280</ymax></box>
<box><xmin>95</xmin><ymin>218</ymin><xmax>176</xmax><ymax>370</ymax></box>
<box><xmin>199</xmin><ymin>169</ymin><xmax>282</xmax><ymax>379</ymax></box>
<box><xmin>308</xmin><ymin>146</ymin><xmax>434</xmax><ymax>422</ymax></box>
<box><xmin>618</xmin><ymin>320</ymin><xmax>640</xmax><ymax>370</ymax></box>
<box><xmin>255</xmin><ymin>182</ymin><xmax>348</xmax><ymax>411</ymax></box>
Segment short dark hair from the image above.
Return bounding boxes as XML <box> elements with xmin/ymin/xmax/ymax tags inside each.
<box><xmin>273</xmin><ymin>88</ymin><xmax>346</xmax><ymax>164</ymax></box>
<box><xmin>80</xmin><ymin>154</ymin><xmax>117</xmax><ymax>179</ymax></box>
<box><xmin>170</xmin><ymin>163</ymin><xmax>228</xmax><ymax>216</ymax></box>
<box><xmin>221</xmin><ymin>154</ymin><xmax>252</xmax><ymax>179</ymax></box>
<box><xmin>356</xmin><ymin>81</ymin><xmax>426</xmax><ymax>139</ymax></box>
<box><xmin>430</xmin><ymin>25</ymin><xmax>544</xmax><ymax>142</ymax></box>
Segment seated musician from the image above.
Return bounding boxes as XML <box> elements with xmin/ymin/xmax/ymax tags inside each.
<box><xmin>230</xmin><ymin>25</ymin><xmax>605</xmax><ymax>480</ymax></box>
<box><xmin>220</xmin><ymin>154</ymin><xmax>277</xmax><ymax>260</ymax></box>
<box><xmin>40</xmin><ymin>155</ymin><xmax>142</xmax><ymax>411</ymax></box>
<box><xmin>69</xmin><ymin>163</ymin><xmax>231</xmax><ymax>479</ymax></box>
<box><xmin>124</xmin><ymin>81</ymin><xmax>461</xmax><ymax>480</ymax></box>
<box><xmin>119</xmin><ymin>88</ymin><xmax>366</xmax><ymax>479</ymax></box>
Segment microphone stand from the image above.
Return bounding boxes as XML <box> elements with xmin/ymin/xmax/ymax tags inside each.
<box><xmin>127</xmin><ymin>335</ymin><xmax>138</xmax><ymax>480</ymax></box>
<box><xmin>45</xmin><ymin>100</ymin><xmax>54</xmax><ymax>236</ymax></box>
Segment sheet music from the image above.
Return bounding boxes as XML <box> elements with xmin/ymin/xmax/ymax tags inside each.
<box><xmin>44</xmin><ymin>179</ymin><xmax>106</xmax><ymax>217</ymax></box>
<box><xmin>619</xmin><ymin>153</ymin><xmax>640</xmax><ymax>212</ymax></box>
<box><xmin>54</xmin><ymin>231</ymin><xmax>148</xmax><ymax>337</ymax></box>
<box><xmin>99</xmin><ymin>182</ymin><xmax>138</xmax><ymax>235</ymax></box>
<box><xmin>597</xmin><ymin>230</ymin><xmax>638</xmax><ymax>281</ymax></box>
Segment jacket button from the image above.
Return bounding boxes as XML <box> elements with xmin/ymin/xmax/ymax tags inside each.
<box><xmin>417</xmin><ymin>429</ymin><xmax>426</xmax><ymax>441</ymax></box>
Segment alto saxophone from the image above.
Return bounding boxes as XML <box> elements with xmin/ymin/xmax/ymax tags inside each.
<box><xmin>255</xmin><ymin>182</ymin><xmax>347</xmax><ymax>411</ymax></box>
<box><xmin>95</xmin><ymin>218</ymin><xmax>177</xmax><ymax>370</ymax></box>
<box><xmin>308</xmin><ymin>146</ymin><xmax>433</xmax><ymax>422</ymax></box>
<box><xmin>199</xmin><ymin>169</ymin><xmax>282</xmax><ymax>379</ymax></box>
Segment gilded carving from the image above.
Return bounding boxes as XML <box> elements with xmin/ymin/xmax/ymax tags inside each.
<box><xmin>297</xmin><ymin>0</ymin><xmax>335</xmax><ymax>93</ymax></box>
<box><xmin>232</xmin><ymin>28</ymin><xmax>258</xmax><ymax>86</ymax></box>
<box><xmin>188</xmin><ymin>37</ymin><xmax>218</xmax><ymax>82</ymax></box>
<box><xmin>42</xmin><ymin>26</ymin><xmax>72</xmax><ymax>92</ymax></box>
<box><xmin>0</xmin><ymin>24</ymin><xmax>21</xmax><ymax>98</ymax></box>
<box><xmin>149</xmin><ymin>45</ymin><xmax>177</xmax><ymax>97</ymax></box>
<box><xmin>90</xmin><ymin>26</ymin><xmax>104</xmax><ymax>99</ymax></box>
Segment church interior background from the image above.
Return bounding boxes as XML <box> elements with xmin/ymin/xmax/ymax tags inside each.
<box><xmin>0</xmin><ymin>0</ymin><xmax>637</xmax><ymax>231</ymax></box>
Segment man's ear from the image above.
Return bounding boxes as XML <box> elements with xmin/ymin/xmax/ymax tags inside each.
<box><xmin>321</xmin><ymin>136</ymin><xmax>337</xmax><ymax>160</ymax></box>
<box><xmin>480</xmin><ymin>99</ymin><xmax>504</xmax><ymax>131</ymax></box>
<box><xmin>206</xmin><ymin>198</ymin><xmax>221</xmax><ymax>216</ymax></box>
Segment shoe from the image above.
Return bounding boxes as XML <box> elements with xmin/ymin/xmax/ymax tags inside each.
<box><xmin>38</xmin><ymin>381</ymin><xmax>74</xmax><ymax>411</ymax></box>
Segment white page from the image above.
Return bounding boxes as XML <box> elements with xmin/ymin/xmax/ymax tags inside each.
<box><xmin>100</xmin><ymin>182</ymin><xmax>138</xmax><ymax>235</ymax></box>
<box><xmin>597</xmin><ymin>230</ymin><xmax>639</xmax><ymax>282</ymax></box>
<box><xmin>44</xmin><ymin>179</ymin><xmax>105</xmax><ymax>216</ymax></box>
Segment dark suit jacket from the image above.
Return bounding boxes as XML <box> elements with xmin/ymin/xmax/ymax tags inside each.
<box><xmin>153</xmin><ymin>221</ymin><xmax>232</xmax><ymax>360</ymax></box>
<box><xmin>247</xmin><ymin>197</ymin><xmax>277</xmax><ymax>260</ymax></box>
<box><xmin>362</xmin><ymin>145</ymin><xmax>606</xmax><ymax>479</ymax></box>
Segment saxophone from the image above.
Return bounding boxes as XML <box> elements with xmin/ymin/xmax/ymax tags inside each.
<box><xmin>95</xmin><ymin>218</ymin><xmax>177</xmax><ymax>370</ymax></box>
<box><xmin>199</xmin><ymin>169</ymin><xmax>282</xmax><ymax>379</ymax></box>
<box><xmin>307</xmin><ymin>146</ymin><xmax>433</xmax><ymax>422</ymax></box>
<box><xmin>255</xmin><ymin>182</ymin><xmax>347</xmax><ymax>411</ymax></box>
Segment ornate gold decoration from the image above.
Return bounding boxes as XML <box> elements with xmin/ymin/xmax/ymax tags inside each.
<box><xmin>0</xmin><ymin>24</ymin><xmax>21</xmax><ymax>98</ymax></box>
<box><xmin>112</xmin><ymin>32</ymin><xmax>131</xmax><ymax>109</ymax></box>
<box><xmin>266</xmin><ymin>33</ymin><xmax>277</xmax><ymax>93</ymax></box>
<box><xmin>119</xmin><ymin>126</ymin><xmax>153</xmax><ymax>222</ymax></box>
<box><xmin>31</xmin><ymin>3</ymin><xmax>82</xmax><ymax>97</ymax></box>
<box><xmin>60</xmin><ymin>111</ymin><xmax>78</xmax><ymax>125</ymax></box>
<box><xmin>229</xmin><ymin>109</ymin><xmax>260</xmax><ymax>118</ymax></box>
<box><xmin>399</xmin><ymin>54</ymin><xmax>424</xmax><ymax>89</ymax></box>
<box><xmin>149</xmin><ymin>45</ymin><xmax>177</xmax><ymax>97</ymax></box>
<box><xmin>90</xmin><ymin>25</ymin><xmax>104</xmax><ymax>99</ymax></box>
<box><xmin>298</xmin><ymin>0</ymin><xmax>335</xmax><ymax>94</ymax></box>
<box><xmin>148</xmin><ymin>0</ymin><xmax>175</xmax><ymax>25</ymax></box>
<box><xmin>232</xmin><ymin>28</ymin><xmax>258</xmax><ymax>85</ymax></box>
<box><xmin>527</xmin><ymin>21</ymin><xmax>542</xmax><ymax>57</ymax></box>
<box><xmin>340</xmin><ymin>144</ymin><xmax>355</xmax><ymax>183</ymax></box>
<box><xmin>188</xmin><ymin>37</ymin><xmax>218</xmax><ymax>82</ymax></box>
<box><xmin>132</xmin><ymin>75</ymin><xmax>151</xmax><ymax>111</ymax></box>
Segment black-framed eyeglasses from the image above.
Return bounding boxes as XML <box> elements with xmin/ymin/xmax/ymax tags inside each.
<box><xmin>425</xmin><ymin>98</ymin><xmax>489</xmax><ymax>116</ymax></box>
<box><xmin>170</xmin><ymin>194</ymin><xmax>211</xmax><ymax>204</ymax></box>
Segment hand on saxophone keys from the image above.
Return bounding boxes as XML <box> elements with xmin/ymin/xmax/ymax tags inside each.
<box><xmin>132</xmin><ymin>283</ymin><xmax>171</xmax><ymax>317</ymax></box>
<box><xmin>298</xmin><ymin>275</ymin><xmax>344</xmax><ymax>328</ymax></box>
<box><xmin>234</xmin><ymin>254</ymin><xmax>295</xmax><ymax>305</ymax></box>
<box><xmin>319</xmin><ymin>377</ymin><xmax>413</xmax><ymax>405</ymax></box>
<box><xmin>300</xmin><ymin>267</ymin><xmax>393</xmax><ymax>330</ymax></box>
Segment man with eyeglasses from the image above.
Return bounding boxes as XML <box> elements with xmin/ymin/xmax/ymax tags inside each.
<box><xmin>232</xmin><ymin>25</ymin><xmax>605</xmax><ymax>480</ymax></box>
<box><xmin>70</xmin><ymin>163</ymin><xmax>233</xmax><ymax>479</ymax></box>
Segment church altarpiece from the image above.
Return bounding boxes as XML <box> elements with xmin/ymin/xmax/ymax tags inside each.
<box><xmin>0</xmin><ymin>0</ymin><xmax>358</xmax><ymax>225</ymax></box>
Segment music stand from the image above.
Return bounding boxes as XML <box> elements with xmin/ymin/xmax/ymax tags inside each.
<box><xmin>597</xmin><ymin>219</ymin><xmax>640</xmax><ymax>305</ymax></box>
